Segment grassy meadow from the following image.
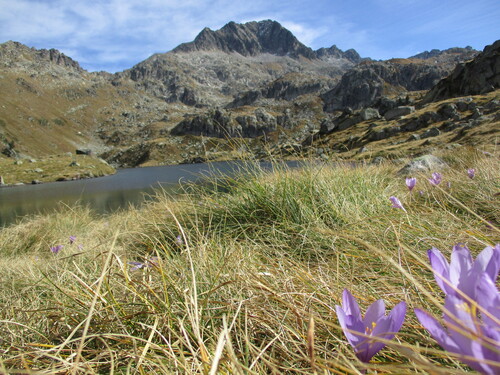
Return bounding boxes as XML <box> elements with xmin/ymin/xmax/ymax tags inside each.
<box><xmin>0</xmin><ymin>147</ymin><xmax>498</xmax><ymax>374</ymax></box>
<box><xmin>0</xmin><ymin>154</ymin><xmax>115</xmax><ymax>185</ymax></box>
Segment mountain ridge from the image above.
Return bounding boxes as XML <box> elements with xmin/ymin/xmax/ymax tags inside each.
<box><xmin>0</xmin><ymin>20</ymin><xmax>497</xmax><ymax>175</ymax></box>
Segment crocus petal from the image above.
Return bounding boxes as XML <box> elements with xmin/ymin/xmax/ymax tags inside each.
<box><xmin>406</xmin><ymin>177</ymin><xmax>416</xmax><ymax>191</ymax></box>
<box><xmin>481</xmin><ymin>245</ymin><xmax>500</xmax><ymax>283</ymax></box>
<box><xmin>389</xmin><ymin>196</ymin><xmax>406</xmax><ymax>211</ymax></box>
<box><xmin>414</xmin><ymin>308</ymin><xmax>461</xmax><ymax>353</ymax></box>
<box><xmin>128</xmin><ymin>261</ymin><xmax>145</xmax><ymax>271</ymax></box>
<box><xmin>357</xmin><ymin>317</ymin><xmax>393</xmax><ymax>363</ymax></box>
<box><xmin>428</xmin><ymin>248</ymin><xmax>453</xmax><ymax>295</ymax></box>
<box><xmin>336</xmin><ymin>305</ymin><xmax>365</xmax><ymax>348</ymax></box>
<box><xmin>476</xmin><ymin>274</ymin><xmax>500</xmax><ymax>325</ymax></box>
<box><xmin>443</xmin><ymin>295</ymin><xmax>478</xmax><ymax>354</ymax></box>
<box><xmin>387</xmin><ymin>301</ymin><xmax>407</xmax><ymax>336</ymax></box>
<box><xmin>363</xmin><ymin>299</ymin><xmax>385</xmax><ymax>328</ymax></box>
<box><xmin>449</xmin><ymin>244</ymin><xmax>473</xmax><ymax>290</ymax></box>
<box><xmin>342</xmin><ymin>289</ymin><xmax>362</xmax><ymax>321</ymax></box>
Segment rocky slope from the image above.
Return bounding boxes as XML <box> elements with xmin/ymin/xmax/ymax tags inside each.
<box><xmin>0</xmin><ymin>41</ymin><xmax>172</xmax><ymax>160</ymax></box>
<box><xmin>423</xmin><ymin>40</ymin><xmax>500</xmax><ymax>102</ymax></box>
<box><xmin>321</xmin><ymin>47</ymin><xmax>479</xmax><ymax>113</ymax></box>
<box><xmin>121</xmin><ymin>21</ymin><xmax>359</xmax><ymax>108</ymax></box>
<box><xmin>0</xmin><ymin>21</ymin><xmax>496</xmax><ymax>173</ymax></box>
<box><xmin>304</xmin><ymin>42</ymin><xmax>499</xmax><ymax>161</ymax></box>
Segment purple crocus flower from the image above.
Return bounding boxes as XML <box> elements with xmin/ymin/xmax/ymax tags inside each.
<box><xmin>335</xmin><ymin>289</ymin><xmax>406</xmax><ymax>363</ymax></box>
<box><xmin>128</xmin><ymin>261</ymin><xmax>146</xmax><ymax>271</ymax></box>
<box><xmin>389</xmin><ymin>196</ymin><xmax>406</xmax><ymax>212</ymax></box>
<box><xmin>415</xmin><ymin>243</ymin><xmax>500</xmax><ymax>374</ymax></box>
<box><xmin>69</xmin><ymin>235</ymin><xmax>76</xmax><ymax>244</ymax></box>
<box><xmin>175</xmin><ymin>235</ymin><xmax>184</xmax><ymax>246</ymax></box>
<box><xmin>50</xmin><ymin>245</ymin><xmax>63</xmax><ymax>254</ymax></box>
<box><xmin>415</xmin><ymin>280</ymin><xmax>500</xmax><ymax>375</ymax></box>
<box><xmin>467</xmin><ymin>168</ymin><xmax>476</xmax><ymax>179</ymax></box>
<box><xmin>427</xmin><ymin>244</ymin><xmax>500</xmax><ymax>300</ymax></box>
<box><xmin>405</xmin><ymin>177</ymin><xmax>416</xmax><ymax>192</ymax></box>
<box><xmin>428</xmin><ymin>172</ymin><xmax>442</xmax><ymax>186</ymax></box>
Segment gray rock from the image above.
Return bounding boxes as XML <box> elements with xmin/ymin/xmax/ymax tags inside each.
<box><xmin>397</xmin><ymin>155</ymin><xmax>448</xmax><ymax>176</ymax></box>
<box><xmin>368</xmin><ymin>126</ymin><xmax>401</xmax><ymax>141</ymax></box>
<box><xmin>384</xmin><ymin>106</ymin><xmax>415</xmax><ymax>121</ymax></box>
<box><xmin>421</xmin><ymin>127</ymin><xmax>441</xmax><ymax>139</ymax></box>
<box><xmin>76</xmin><ymin>149</ymin><xmax>92</xmax><ymax>156</ymax></box>
<box><xmin>359</xmin><ymin>108</ymin><xmax>380</xmax><ymax>121</ymax></box>
<box><xmin>371</xmin><ymin>156</ymin><xmax>386</xmax><ymax>165</ymax></box>
<box><xmin>472</xmin><ymin>107</ymin><xmax>483</xmax><ymax>119</ymax></box>
<box><xmin>69</xmin><ymin>161</ymin><xmax>80</xmax><ymax>167</ymax></box>
<box><xmin>31</xmin><ymin>180</ymin><xmax>41</xmax><ymax>184</ymax></box>
<box><xmin>406</xmin><ymin>134</ymin><xmax>421</xmax><ymax>142</ymax></box>
<box><xmin>0</xmin><ymin>176</ymin><xmax>4</xmax><ymax>185</ymax></box>
<box><xmin>424</xmin><ymin>40</ymin><xmax>500</xmax><ymax>102</ymax></box>
<box><xmin>34</xmin><ymin>168</ymin><xmax>44</xmax><ymax>173</ymax></box>
<box><xmin>319</xmin><ymin>118</ymin><xmax>336</xmax><ymax>134</ymax></box>
<box><xmin>438</xmin><ymin>103</ymin><xmax>460</xmax><ymax>120</ymax></box>
<box><xmin>455</xmin><ymin>98</ymin><xmax>473</xmax><ymax>112</ymax></box>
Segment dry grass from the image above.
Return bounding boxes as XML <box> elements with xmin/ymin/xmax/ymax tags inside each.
<box><xmin>0</xmin><ymin>148</ymin><xmax>498</xmax><ymax>373</ymax></box>
<box><xmin>0</xmin><ymin>154</ymin><xmax>115</xmax><ymax>185</ymax></box>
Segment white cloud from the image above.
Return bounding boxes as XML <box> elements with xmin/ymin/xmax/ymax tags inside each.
<box><xmin>280</xmin><ymin>21</ymin><xmax>327</xmax><ymax>46</ymax></box>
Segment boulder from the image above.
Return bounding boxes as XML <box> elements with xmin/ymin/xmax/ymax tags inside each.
<box><xmin>437</xmin><ymin>103</ymin><xmax>460</xmax><ymax>120</ymax></box>
<box><xmin>359</xmin><ymin>108</ymin><xmax>380</xmax><ymax>121</ymax></box>
<box><xmin>397</xmin><ymin>155</ymin><xmax>448</xmax><ymax>176</ymax></box>
<box><xmin>384</xmin><ymin>106</ymin><xmax>415</xmax><ymax>121</ymax></box>
<box><xmin>421</xmin><ymin>127</ymin><xmax>441</xmax><ymax>139</ymax></box>
<box><xmin>76</xmin><ymin>149</ymin><xmax>92</xmax><ymax>156</ymax></box>
<box><xmin>319</xmin><ymin>118</ymin><xmax>337</xmax><ymax>134</ymax></box>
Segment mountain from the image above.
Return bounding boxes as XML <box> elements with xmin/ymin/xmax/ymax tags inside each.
<box><xmin>0</xmin><ymin>40</ymin><xmax>170</xmax><ymax>160</ymax></box>
<box><xmin>121</xmin><ymin>20</ymin><xmax>358</xmax><ymax>108</ymax></box>
<box><xmin>173</xmin><ymin>20</ymin><xmax>316</xmax><ymax>58</ymax></box>
<box><xmin>320</xmin><ymin>46</ymin><xmax>479</xmax><ymax>112</ymax></box>
<box><xmin>423</xmin><ymin>40</ymin><xmax>500</xmax><ymax>102</ymax></box>
<box><xmin>0</xmin><ymin>21</ymin><xmax>496</xmax><ymax>173</ymax></box>
<box><xmin>410</xmin><ymin>46</ymin><xmax>476</xmax><ymax>61</ymax></box>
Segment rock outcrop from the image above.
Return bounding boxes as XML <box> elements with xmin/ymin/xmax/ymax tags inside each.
<box><xmin>410</xmin><ymin>46</ymin><xmax>477</xmax><ymax>62</ymax></box>
<box><xmin>315</xmin><ymin>45</ymin><xmax>362</xmax><ymax>63</ymax></box>
<box><xmin>227</xmin><ymin>72</ymin><xmax>335</xmax><ymax>107</ymax></box>
<box><xmin>123</xmin><ymin>20</ymin><xmax>360</xmax><ymax>107</ymax></box>
<box><xmin>0</xmin><ymin>41</ymin><xmax>83</xmax><ymax>74</ymax></box>
<box><xmin>320</xmin><ymin>59</ymin><xmax>470</xmax><ymax>112</ymax></box>
<box><xmin>173</xmin><ymin>20</ymin><xmax>317</xmax><ymax>59</ymax></box>
<box><xmin>170</xmin><ymin>108</ymin><xmax>281</xmax><ymax>138</ymax></box>
<box><xmin>423</xmin><ymin>40</ymin><xmax>500</xmax><ymax>102</ymax></box>
<box><xmin>320</xmin><ymin>46</ymin><xmax>479</xmax><ymax>113</ymax></box>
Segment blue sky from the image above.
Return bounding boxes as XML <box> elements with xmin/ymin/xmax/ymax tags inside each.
<box><xmin>0</xmin><ymin>0</ymin><xmax>498</xmax><ymax>72</ymax></box>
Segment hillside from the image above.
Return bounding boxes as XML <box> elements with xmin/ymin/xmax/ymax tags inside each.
<box><xmin>0</xmin><ymin>20</ymin><xmax>497</xmax><ymax>181</ymax></box>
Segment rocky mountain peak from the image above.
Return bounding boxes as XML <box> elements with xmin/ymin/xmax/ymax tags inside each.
<box><xmin>410</xmin><ymin>46</ymin><xmax>476</xmax><ymax>60</ymax></box>
<box><xmin>315</xmin><ymin>45</ymin><xmax>362</xmax><ymax>63</ymax></box>
<box><xmin>0</xmin><ymin>40</ymin><xmax>83</xmax><ymax>73</ymax></box>
<box><xmin>172</xmin><ymin>20</ymin><xmax>316</xmax><ymax>59</ymax></box>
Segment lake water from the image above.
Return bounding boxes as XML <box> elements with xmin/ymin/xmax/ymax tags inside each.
<box><xmin>0</xmin><ymin>160</ymin><xmax>302</xmax><ymax>227</ymax></box>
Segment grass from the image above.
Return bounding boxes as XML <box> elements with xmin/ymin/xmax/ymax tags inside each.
<box><xmin>0</xmin><ymin>147</ymin><xmax>498</xmax><ymax>373</ymax></box>
<box><xmin>0</xmin><ymin>154</ymin><xmax>115</xmax><ymax>185</ymax></box>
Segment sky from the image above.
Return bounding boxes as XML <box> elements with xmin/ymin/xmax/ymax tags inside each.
<box><xmin>0</xmin><ymin>0</ymin><xmax>498</xmax><ymax>73</ymax></box>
